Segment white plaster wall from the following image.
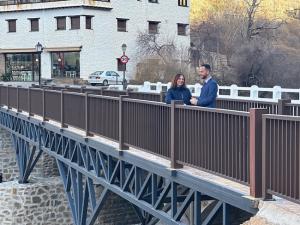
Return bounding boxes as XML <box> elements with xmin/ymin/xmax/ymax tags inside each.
<box><xmin>0</xmin><ymin>0</ymin><xmax>190</xmax><ymax>80</ymax></box>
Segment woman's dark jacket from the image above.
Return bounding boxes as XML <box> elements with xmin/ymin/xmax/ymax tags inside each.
<box><xmin>165</xmin><ymin>86</ymin><xmax>192</xmax><ymax>105</ymax></box>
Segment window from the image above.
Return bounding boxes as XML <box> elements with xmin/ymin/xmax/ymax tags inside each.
<box><xmin>51</xmin><ymin>52</ymin><xmax>80</xmax><ymax>78</ymax></box>
<box><xmin>29</xmin><ymin>18</ymin><xmax>39</xmax><ymax>32</ymax></box>
<box><xmin>86</xmin><ymin>16</ymin><xmax>93</xmax><ymax>29</ymax></box>
<box><xmin>148</xmin><ymin>0</ymin><xmax>158</xmax><ymax>3</ymax></box>
<box><xmin>5</xmin><ymin>53</ymin><xmax>40</xmax><ymax>81</ymax></box>
<box><xmin>148</xmin><ymin>21</ymin><xmax>160</xmax><ymax>34</ymax></box>
<box><xmin>117</xmin><ymin>58</ymin><xmax>126</xmax><ymax>71</ymax></box>
<box><xmin>177</xmin><ymin>23</ymin><xmax>188</xmax><ymax>36</ymax></box>
<box><xmin>178</xmin><ymin>0</ymin><xmax>188</xmax><ymax>7</ymax></box>
<box><xmin>56</xmin><ymin>17</ymin><xmax>66</xmax><ymax>30</ymax></box>
<box><xmin>117</xmin><ymin>18</ymin><xmax>128</xmax><ymax>32</ymax></box>
<box><xmin>70</xmin><ymin>16</ymin><xmax>80</xmax><ymax>29</ymax></box>
<box><xmin>7</xmin><ymin>20</ymin><xmax>16</xmax><ymax>33</ymax></box>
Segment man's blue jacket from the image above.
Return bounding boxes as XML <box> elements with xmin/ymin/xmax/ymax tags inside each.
<box><xmin>197</xmin><ymin>79</ymin><xmax>218</xmax><ymax>108</ymax></box>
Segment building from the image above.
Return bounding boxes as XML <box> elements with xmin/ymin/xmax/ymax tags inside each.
<box><xmin>0</xmin><ymin>0</ymin><xmax>190</xmax><ymax>82</ymax></box>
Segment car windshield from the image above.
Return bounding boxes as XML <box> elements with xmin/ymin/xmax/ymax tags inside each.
<box><xmin>92</xmin><ymin>71</ymin><xmax>104</xmax><ymax>75</ymax></box>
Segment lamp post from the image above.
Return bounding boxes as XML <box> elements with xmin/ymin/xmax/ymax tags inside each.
<box><xmin>35</xmin><ymin>42</ymin><xmax>43</xmax><ymax>86</ymax></box>
<box><xmin>120</xmin><ymin>43</ymin><xmax>129</xmax><ymax>90</ymax></box>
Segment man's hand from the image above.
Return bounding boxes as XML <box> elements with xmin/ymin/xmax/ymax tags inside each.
<box><xmin>190</xmin><ymin>97</ymin><xmax>198</xmax><ymax>105</ymax></box>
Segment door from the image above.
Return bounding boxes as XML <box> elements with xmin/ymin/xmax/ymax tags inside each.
<box><xmin>111</xmin><ymin>71</ymin><xmax>120</xmax><ymax>84</ymax></box>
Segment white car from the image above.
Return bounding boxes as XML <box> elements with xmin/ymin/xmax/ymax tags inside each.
<box><xmin>88</xmin><ymin>70</ymin><xmax>128</xmax><ymax>86</ymax></box>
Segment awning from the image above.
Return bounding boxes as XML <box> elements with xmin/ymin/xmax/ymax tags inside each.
<box><xmin>0</xmin><ymin>48</ymin><xmax>36</xmax><ymax>53</ymax></box>
<box><xmin>44</xmin><ymin>46</ymin><xmax>82</xmax><ymax>52</ymax></box>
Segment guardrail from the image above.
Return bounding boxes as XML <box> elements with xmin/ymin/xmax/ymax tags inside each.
<box><xmin>33</xmin><ymin>84</ymin><xmax>300</xmax><ymax>116</ymax></box>
<box><xmin>108</xmin><ymin>82</ymin><xmax>300</xmax><ymax>103</ymax></box>
<box><xmin>263</xmin><ymin>114</ymin><xmax>300</xmax><ymax>204</ymax></box>
<box><xmin>1</xmin><ymin>85</ymin><xmax>300</xmax><ymax>204</ymax></box>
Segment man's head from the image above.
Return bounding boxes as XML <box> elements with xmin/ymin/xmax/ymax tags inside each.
<box><xmin>198</xmin><ymin>64</ymin><xmax>211</xmax><ymax>80</ymax></box>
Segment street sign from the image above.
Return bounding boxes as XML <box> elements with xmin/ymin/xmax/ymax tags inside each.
<box><xmin>120</xmin><ymin>55</ymin><xmax>129</xmax><ymax>64</ymax></box>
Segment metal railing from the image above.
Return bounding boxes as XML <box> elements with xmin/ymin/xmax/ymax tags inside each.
<box><xmin>1</xmin><ymin>85</ymin><xmax>300</xmax><ymax>204</ymax></box>
<box><xmin>36</xmin><ymin>85</ymin><xmax>300</xmax><ymax>116</ymax></box>
<box><xmin>263</xmin><ymin>114</ymin><xmax>300</xmax><ymax>204</ymax></box>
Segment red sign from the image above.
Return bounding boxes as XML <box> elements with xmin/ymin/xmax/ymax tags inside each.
<box><xmin>120</xmin><ymin>55</ymin><xmax>129</xmax><ymax>64</ymax></box>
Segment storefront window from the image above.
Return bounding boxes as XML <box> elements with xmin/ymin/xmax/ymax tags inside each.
<box><xmin>5</xmin><ymin>53</ymin><xmax>39</xmax><ymax>81</ymax></box>
<box><xmin>51</xmin><ymin>52</ymin><xmax>80</xmax><ymax>78</ymax></box>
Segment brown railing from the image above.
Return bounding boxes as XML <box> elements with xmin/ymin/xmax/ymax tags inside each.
<box><xmin>216</xmin><ymin>98</ymin><xmax>278</xmax><ymax>114</ymax></box>
<box><xmin>37</xmin><ymin>84</ymin><xmax>300</xmax><ymax>116</ymax></box>
<box><xmin>176</xmin><ymin>105</ymin><xmax>250</xmax><ymax>184</ymax></box>
<box><xmin>123</xmin><ymin>98</ymin><xmax>171</xmax><ymax>158</ymax></box>
<box><xmin>2</xmin><ymin>85</ymin><xmax>300</xmax><ymax>204</ymax></box>
<box><xmin>263</xmin><ymin>114</ymin><xmax>300</xmax><ymax>204</ymax></box>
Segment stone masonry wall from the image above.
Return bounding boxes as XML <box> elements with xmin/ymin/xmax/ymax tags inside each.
<box><xmin>0</xmin><ymin>177</ymin><xmax>73</xmax><ymax>225</ymax></box>
<box><xmin>0</xmin><ymin>128</ymin><xmax>59</xmax><ymax>181</ymax></box>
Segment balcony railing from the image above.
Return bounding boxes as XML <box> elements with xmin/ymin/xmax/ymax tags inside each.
<box><xmin>0</xmin><ymin>0</ymin><xmax>110</xmax><ymax>6</ymax></box>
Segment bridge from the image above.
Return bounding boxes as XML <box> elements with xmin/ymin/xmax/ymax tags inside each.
<box><xmin>0</xmin><ymin>84</ymin><xmax>299</xmax><ymax>225</ymax></box>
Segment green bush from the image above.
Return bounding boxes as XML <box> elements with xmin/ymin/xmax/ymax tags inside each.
<box><xmin>1</xmin><ymin>73</ymin><xmax>12</xmax><ymax>81</ymax></box>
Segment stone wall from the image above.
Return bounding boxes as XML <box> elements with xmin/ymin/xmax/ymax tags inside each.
<box><xmin>0</xmin><ymin>128</ymin><xmax>59</xmax><ymax>181</ymax></box>
<box><xmin>0</xmin><ymin>177</ymin><xmax>73</xmax><ymax>225</ymax></box>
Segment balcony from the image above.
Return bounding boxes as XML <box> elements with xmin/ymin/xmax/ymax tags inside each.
<box><xmin>0</xmin><ymin>0</ymin><xmax>111</xmax><ymax>11</ymax></box>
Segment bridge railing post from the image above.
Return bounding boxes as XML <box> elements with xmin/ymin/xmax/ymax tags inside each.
<box><xmin>160</xmin><ymin>91</ymin><xmax>166</xmax><ymax>102</ymax></box>
<box><xmin>17</xmin><ymin>85</ymin><xmax>21</xmax><ymax>112</ymax></box>
<box><xmin>42</xmin><ymin>88</ymin><xmax>47</xmax><ymax>121</ymax></box>
<box><xmin>277</xmin><ymin>99</ymin><xmax>291</xmax><ymax>115</ymax></box>
<box><xmin>7</xmin><ymin>85</ymin><xmax>11</xmax><ymax>109</ymax></box>
<box><xmin>28</xmin><ymin>87</ymin><xmax>33</xmax><ymax>116</ymax></box>
<box><xmin>81</xmin><ymin>86</ymin><xmax>86</xmax><ymax>93</ymax></box>
<box><xmin>85</xmin><ymin>92</ymin><xmax>92</xmax><ymax>136</ymax></box>
<box><xmin>171</xmin><ymin>100</ymin><xmax>183</xmax><ymax>169</ymax></box>
<box><xmin>61</xmin><ymin>89</ymin><xmax>67</xmax><ymax>128</ymax></box>
<box><xmin>249</xmin><ymin>108</ymin><xmax>268</xmax><ymax>198</ymax></box>
<box><xmin>119</xmin><ymin>95</ymin><xmax>129</xmax><ymax>150</ymax></box>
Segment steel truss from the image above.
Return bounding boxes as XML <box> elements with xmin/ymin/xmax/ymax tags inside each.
<box><xmin>0</xmin><ymin>108</ymin><xmax>257</xmax><ymax>225</ymax></box>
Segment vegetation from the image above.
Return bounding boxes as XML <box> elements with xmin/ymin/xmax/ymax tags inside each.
<box><xmin>190</xmin><ymin>0</ymin><xmax>300</xmax><ymax>87</ymax></box>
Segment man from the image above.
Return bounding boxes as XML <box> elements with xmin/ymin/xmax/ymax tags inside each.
<box><xmin>190</xmin><ymin>64</ymin><xmax>218</xmax><ymax>108</ymax></box>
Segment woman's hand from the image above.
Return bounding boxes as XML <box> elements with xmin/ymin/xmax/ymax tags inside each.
<box><xmin>190</xmin><ymin>97</ymin><xmax>198</xmax><ymax>105</ymax></box>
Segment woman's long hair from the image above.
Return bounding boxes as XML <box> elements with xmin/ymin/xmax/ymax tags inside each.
<box><xmin>171</xmin><ymin>74</ymin><xmax>186</xmax><ymax>89</ymax></box>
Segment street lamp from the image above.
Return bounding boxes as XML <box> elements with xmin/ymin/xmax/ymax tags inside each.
<box><xmin>120</xmin><ymin>43</ymin><xmax>129</xmax><ymax>90</ymax></box>
<box><xmin>35</xmin><ymin>42</ymin><xmax>43</xmax><ymax>86</ymax></box>
<box><xmin>121</xmin><ymin>43</ymin><xmax>127</xmax><ymax>54</ymax></box>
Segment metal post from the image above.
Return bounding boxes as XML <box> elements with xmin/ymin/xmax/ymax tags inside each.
<box><xmin>61</xmin><ymin>89</ymin><xmax>67</xmax><ymax>128</ymax></box>
<box><xmin>262</xmin><ymin>115</ymin><xmax>273</xmax><ymax>200</ymax></box>
<box><xmin>160</xmin><ymin>91</ymin><xmax>166</xmax><ymax>102</ymax></box>
<box><xmin>249</xmin><ymin>108</ymin><xmax>268</xmax><ymax>198</ymax></box>
<box><xmin>42</xmin><ymin>88</ymin><xmax>47</xmax><ymax>121</ymax></box>
<box><xmin>171</xmin><ymin>100</ymin><xmax>183</xmax><ymax>169</ymax></box>
<box><xmin>277</xmin><ymin>99</ymin><xmax>291</xmax><ymax>115</ymax></box>
<box><xmin>28</xmin><ymin>87</ymin><xmax>32</xmax><ymax>116</ymax></box>
<box><xmin>38</xmin><ymin>52</ymin><xmax>41</xmax><ymax>86</ymax></box>
<box><xmin>123</xmin><ymin>69</ymin><xmax>126</xmax><ymax>90</ymax></box>
<box><xmin>85</xmin><ymin>92</ymin><xmax>92</xmax><ymax>136</ymax></box>
<box><xmin>119</xmin><ymin>95</ymin><xmax>129</xmax><ymax>150</ymax></box>
<box><xmin>17</xmin><ymin>86</ymin><xmax>21</xmax><ymax>112</ymax></box>
<box><xmin>7</xmin><ymin>85</ymin><xmax>10</xmax><ymax>109</ymax></box>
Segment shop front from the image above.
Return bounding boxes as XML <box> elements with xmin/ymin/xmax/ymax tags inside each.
<box><xmin>4</xmin><ymin>52</ymin><xmax>40</xmax><ymax>82</ymax></box>
<box><xmin>51</xmin><ymin>51</ymin><xmax>80</xmax><ymax>79</ymax></box>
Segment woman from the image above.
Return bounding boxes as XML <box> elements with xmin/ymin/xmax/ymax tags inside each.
<box><xmin>165</xmin><ymin>74</ymin><xmax>192</xmax><ymax>105</ymax></box>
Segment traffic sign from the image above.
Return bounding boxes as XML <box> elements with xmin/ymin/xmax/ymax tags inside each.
<box><xmin>120</xmin><ymin>55</ymin><xmax>129</xmax><ymax>64</ymax></box>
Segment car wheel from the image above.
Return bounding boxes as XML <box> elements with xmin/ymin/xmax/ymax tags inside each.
<box><xmin>103</xmin><ymin>80</ymin><xmax>108</xmax><ymax>86</ymax></box>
